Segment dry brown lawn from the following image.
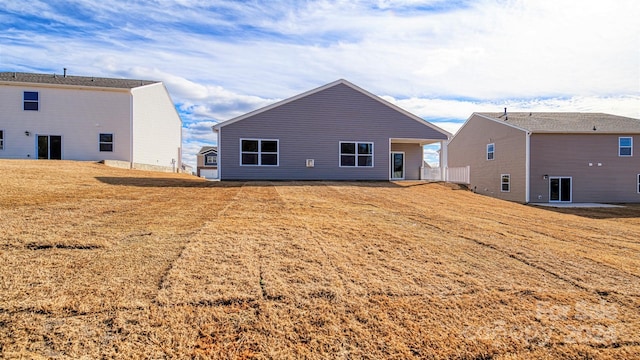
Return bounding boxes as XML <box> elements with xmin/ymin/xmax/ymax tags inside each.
<box><xmin>1</xmin><ymin>160</ymin><xmax>639</xmax><ymax>359</ymax></box>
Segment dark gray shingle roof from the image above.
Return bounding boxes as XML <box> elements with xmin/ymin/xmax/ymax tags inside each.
<box><xmin>0</xmin><ymin>72</ymin><xmax>158</xmax><ymax>89</ymax></box>
<box><xmin>477</xmin><ymin>112</ymin><xmax>640</xmax><ymax>133</ymax></box>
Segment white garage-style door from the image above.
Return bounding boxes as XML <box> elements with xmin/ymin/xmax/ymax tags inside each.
<box><xmin>200</xmin><ymin>169</ymin><xmax>218</xmax><ymax>179</ymax></box>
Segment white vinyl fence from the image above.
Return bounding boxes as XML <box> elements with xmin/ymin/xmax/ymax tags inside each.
<box><xmin>422</xmin><ymin>166</ymin><xmax>470</xmax><ymax>184</ymax></box>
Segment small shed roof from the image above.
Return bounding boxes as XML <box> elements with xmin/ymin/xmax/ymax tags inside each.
<box><xmin>476</xmin><ymin>112</ymin><xmax>640</xmax><ymax>133</ymax></box>
<box><xmin>0</xmin><ymin>72</ymin><xmax>158</xmax><ymax>89</ymax></box>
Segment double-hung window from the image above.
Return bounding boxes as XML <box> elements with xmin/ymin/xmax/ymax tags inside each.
<box><xmin>0</xmin><ymin>130</ymin><xmax>4</xmax><ymax>150</ymax></box>
<box><xmin>619</xmin><ymin>137</ymin><xmax>632</xmax><ymax>157</ymax></box>
<box><xmin>501</xmin><ymin>174</ymin><xmax>510</xmax><ymax>192</ymax></box>
<box><xmin>24</xmin><ymin>91</ymin><xmax>39</xmax><ymax>111</ymax></box>
<box><xmin>205</xmin><ymin>154</ymin><xmax>217</xmax><ymax>165</ymax></box>
<box><xmin>241</xmin><ymin>139</ymin><xmax>278</xmax><ymax>166</ymax></box>
<box><xmin>487</xmin><ymin>143</ymin><xmax>495</xmax><ymax>160</ymax></box>
<box><xmin>340</xmin><ymin>141</ymin><xmax>373</xmax><ymax>167</ymax></box>
<box><xmin>99</xmin><ymin>133</ymin><xmax>113</xmax><ymax>152</ymax></box>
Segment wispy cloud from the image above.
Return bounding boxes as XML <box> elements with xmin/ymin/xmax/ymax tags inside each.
<box><xmin>1</xmin><ymin>0</ymin><xmax>637</xmax><ymax>167</ymax></box>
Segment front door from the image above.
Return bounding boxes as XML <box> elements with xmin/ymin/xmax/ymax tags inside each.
<box><xmin>390</xmin><ymin>152</ymin><xmax>404</xmax><ymax>180</ymax></box>
<box><xmin>37</xmin><ymin>135</ymin><xmax>62</xmax><ymax>160</ymax></box>
<box><xmin>549</xmin><ymin>177</ymin><xmax>571</xmax><ymax>202</ymax></box>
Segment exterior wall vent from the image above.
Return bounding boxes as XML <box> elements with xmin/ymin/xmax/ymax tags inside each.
<box><xmin>306</xmin><ymin>159</ymin><xmax>315</xmax><ymax>168</ymax></box>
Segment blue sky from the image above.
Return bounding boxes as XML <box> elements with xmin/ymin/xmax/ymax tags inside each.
<box><xmin>1</xmin><ymin>0</ymin><xmax>638</xmax><ymax>167</ymax></box>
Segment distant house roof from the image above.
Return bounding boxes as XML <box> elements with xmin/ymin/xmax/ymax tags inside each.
<box><xmin>198</xmin><ymin>146</ymin><xmax>218</xmax><ymax>155</ymax></box>
<box><xmin>0</xmin><ymin>72</ymin><xmax>158</xmax><ymax>89</ymax></box>
<box><xmin>476</xmin><ymin>112</ymin><xmax>640</xmax><ymax>134</ymax></box>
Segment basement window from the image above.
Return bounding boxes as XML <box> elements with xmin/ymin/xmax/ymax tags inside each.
<box><xmin>501</xmin><ymin>174</ymin><xmax>510</xmax><ymax>192</ymax></box>
<box><xmin>241</xmin><ymin>139</ymin><xmax>278</xmax><ymax>166</ymax></box>
<box><xmin>487</xmin><ymin>143</ymin><xmax>495</xmax><ymax>160</ymax></box>
<box><xmin>99</xmin><ymin>133</ymin><xmax>113</xmax><ymax>152</ymax></box>
<box><xmin>340</xmin><ymin>141</ymin><xmax>373</xmax><ymax>167</ymax></box>
<box><xmin>619</xmin><ymin>137</ymin><xmax>632</xmax><ymax>157</ymax></box>
<box><xmin>23</xmin><ymin>91</ymin><xmax>39</xmax><ymax>111</ymax></box>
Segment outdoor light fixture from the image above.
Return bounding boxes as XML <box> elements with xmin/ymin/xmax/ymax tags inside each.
<box><xmin>24</xmin><ymin>131</ymin><xmax>30</xmax><ymax>136</ymax></box>
<box><xmin>543</xmin><ymin>174</ymin><xmax>548</xmax><ymax>180</ymax></box>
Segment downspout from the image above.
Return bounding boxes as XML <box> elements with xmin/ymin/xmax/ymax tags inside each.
<box><xmin>129</xmin><ymin>91</ymin><xmax>134</xmax><ymax>169</ymax></box>
<box><xmin>525</xmin><ymin>131</ymin><xmax>531</xmax><ymax>203</ymax></box>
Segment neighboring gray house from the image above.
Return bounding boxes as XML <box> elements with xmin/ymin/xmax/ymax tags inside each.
<box><xmin>448</xmin><ymin>111</ymin><xmax>640</xmax><ymax>203</ymax></box>
<box><xmin>197</xmin><ymin>146</ymin><xmax>217</xmax><ymax>178</ymax></box>
<box><xmin>212</xmin><ymin>79</ymin><xmax>450</xmax><ymax>180</ymax></box>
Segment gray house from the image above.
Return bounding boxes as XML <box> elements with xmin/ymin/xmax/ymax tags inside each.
<box><xmin>212</xmin><ymin>79</ymin><xmax>450</xmax><ymax>181</ymax></box>
<box><xmin>448</xmin><ymin>111</ymin><xmax>640</xmax><ymax>203</ymax></box>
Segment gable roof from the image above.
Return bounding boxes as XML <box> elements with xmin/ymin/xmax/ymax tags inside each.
<box><xmin>198</xmin><ymin>146</ymin><xmax>218</xmax><ymax>155</ymax></box>
<box><xmin>213</xmin><ymin>79</ymin><xmax>451</xmax><ymax>138</ymax></box>
<box><xmin>476</xmin><ymin>112</ymin><xmax>640</xmax><ymax>134</ymax></box>
<box><xmin>0</xmin><ymin>72</ymin><xmax>158</xmax><ymax>89</ymax></box>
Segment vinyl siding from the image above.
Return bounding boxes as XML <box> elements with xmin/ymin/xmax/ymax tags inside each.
<box><xmin>131</xmin><ymin>83</ymin><xmax>182</xmax><ymax>170</ymax></box>
<box><xmin>219</xmin><ymin>83</ymin><xmax>447</xmax><ymax>180</ymax></box>
<box><xmin>0</xmin><ymin>83</ymin><xmax>131</xmax><ymax>161</ymax></box>
<box><xmin>448</xmin><ymin>114</ymin><xmax>528</xmax><ymax>202</ymax></box>
<box><xmin>390</xmin><ymin>143</ymin><xmax>424</xmax><ymax>180</ymax></box>
<box><xmin>529</xmin><ymin>134</ymin><xmax>640</xmax><ymax>203</ymax></box>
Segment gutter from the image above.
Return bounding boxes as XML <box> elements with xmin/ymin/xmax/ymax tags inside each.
<box><xmin>525</xmin><ymin>131</ymin><xmax>531</xmax><ymax>203</ymax></box>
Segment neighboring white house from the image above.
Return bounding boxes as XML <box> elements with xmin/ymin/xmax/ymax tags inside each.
<box><xmin>0</xmin><ymin>71</ymin><xmax>182</xmax><ymax>172</ymax></box>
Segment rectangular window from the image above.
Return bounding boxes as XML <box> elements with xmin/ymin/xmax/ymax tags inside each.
<box><xmin>240</xmin><ymin>139</ymin><xmax>278</xmax><ymax>166</ymax></box>
<box><xmin>340</xmin><ymin>141</ymin><xmax>373</xmax><ymax>167</ymax></box>
<box><xmin>501</xmin><ymin>174</ymin><xmax>510</xmax><ymax>192</ymax></box>
<box><xmin>205</xmin><ymin>155</ymin><xmax>217</xmax><ymax>165</ymax></box>
<box><xmin>24</xmin><ymin>91</ymin><xmax>39</xmax><ymax>111</ymax></box>
<box><xmin>487</xmin><ymin>143</ymin><xmax>495</xmax><ymax>160</ymax></box>
<box><xmin>99</xmin><ymin>133</ymin><xmax>113</xmax><ymax>152</ymax></box>
<box><xmin>0</xmin><ymin>130</ymin><xmax>4</xmax><ymax>150</ymax></box>
<box><xmin>619</xmin><ymin>137</ymin><xmax>632</xmax><ymax>157</ymax></box>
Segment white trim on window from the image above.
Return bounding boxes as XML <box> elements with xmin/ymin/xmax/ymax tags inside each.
<box><xmin>501</xmin><ymin>174</ymin><xmax>510</xmax><ymax>192</ymax></box>
<box><xmin>240</xmin><ymin>138</ymin><xmax>279</xmax><ymax>166</ymax></box>
<box><xmin>339</xmin><ymin>141</ymin><xmax>374</xmax><ymax>167</ymax></box>
<box><xmin>205</xmin><ymin>154</ymin><xmax>217</xmax><ymax>165</ymax></box>
<box><xmin>619</xmin><ymin>137</ymin><xmax>633</xmax><ymax>157</ymax></box>
<box><xmin>487</xmin><ymin>143</ymin><xmax>495</xmax><ymax>160</ymax></box>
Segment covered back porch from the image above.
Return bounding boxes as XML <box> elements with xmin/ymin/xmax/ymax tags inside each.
<box><xmin>389</xmin><ymin>138</ymin><xmax>447</xmax><ymax>181</ymax></box>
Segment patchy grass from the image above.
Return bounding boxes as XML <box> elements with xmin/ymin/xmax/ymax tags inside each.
<box><xmin>1</xmin><ymin>160</ymin><xmax>639</xmax><ymax>359</ymax></box>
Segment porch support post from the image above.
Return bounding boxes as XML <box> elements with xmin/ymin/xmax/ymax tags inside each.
<box><xmin>440</xmin><ymin>140</ymin><xmax>448</xmax><ymax>181</ymax></box>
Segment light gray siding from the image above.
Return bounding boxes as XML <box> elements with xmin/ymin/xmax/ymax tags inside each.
<box><xmin>448</xmin><ymin>114</ymin><xmax>528</xmax><ymax>202</ymax></box>
<box><xmin>529</xmin><ymin>134</ymin><xmax>640</xmax><ymax>203</ymax></box>
<box><xmin>218</xmin><ymin>83</ymin><xmax>447</xmax><ymax>180</ymax></box>
<box><xmin>390</xmin><ymin>143</ymin><xmax>424</xmax><ymax>180</ymax></box>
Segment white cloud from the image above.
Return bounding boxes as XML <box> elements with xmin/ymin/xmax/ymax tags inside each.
<box><xmin>1</xmin><ymin>0</ymin><xmax>638</xmax><ymax>169</ymax></box>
